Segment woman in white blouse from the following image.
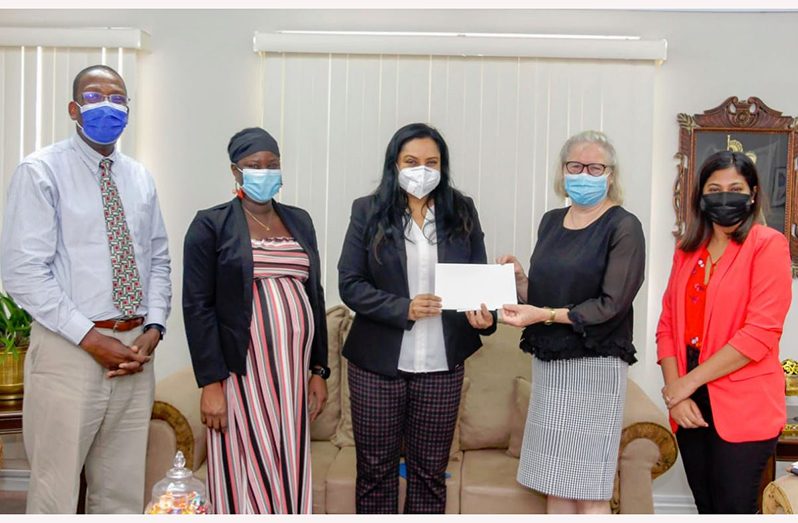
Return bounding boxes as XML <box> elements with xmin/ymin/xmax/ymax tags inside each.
<box><xmin>337</xmin><ymin>122</ymin><xmax>495</xmax><ymax>513</ymax></box>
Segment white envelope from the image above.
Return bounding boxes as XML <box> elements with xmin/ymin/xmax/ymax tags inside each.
<box><xmin>434</xmin><ymin>263</ymin><xmax>518</xmax><ymax>311</ymax></box>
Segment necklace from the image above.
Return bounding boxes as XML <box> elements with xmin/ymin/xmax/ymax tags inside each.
<box><xmin>567</xmin><ymin>201</ymin><xmax>607</xmax><ymax>229</ymax></box>
<box><xmin>244</xmin><ymin>207</ymin><xmax>271</xmax><ymax>232</ymax></box>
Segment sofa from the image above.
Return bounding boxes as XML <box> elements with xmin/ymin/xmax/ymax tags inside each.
<box><xmin>145</xmin><ymin>305</ymin><xmax>677</xmax><ymax>513</ymax></box>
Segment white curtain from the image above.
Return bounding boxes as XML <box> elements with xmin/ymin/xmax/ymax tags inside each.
<box><xmin>258</xmin><ymin>52</ymin><xmax>657</xmax><ymax>310</ymax></box>
<box><xmin>0</xmin><ymin>44</ymin><xmax>138</xmax><ymax>229</ymax></box>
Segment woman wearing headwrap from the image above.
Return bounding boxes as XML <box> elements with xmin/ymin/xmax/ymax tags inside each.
<box><xmin>182</xmin><ymin>127</ymin><xmax>329</xmax><ymax>514</ymax></box>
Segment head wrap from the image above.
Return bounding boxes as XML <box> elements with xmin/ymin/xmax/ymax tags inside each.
<box><xmin>227</xmin><ymin>127</ymin><xmax>280</xmax><ymax>164</ymax></box>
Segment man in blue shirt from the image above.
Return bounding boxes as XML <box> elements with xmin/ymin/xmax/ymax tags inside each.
<box><xmin>0</xmin><ymin>64</ymin><xmax>171</xmax><ymax>514</ymax></box>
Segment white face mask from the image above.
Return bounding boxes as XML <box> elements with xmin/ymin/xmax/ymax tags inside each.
<box><xmin>398</xmin><ymin>165</ymin><xmax>441</xmax><ymax>199</ymax></box>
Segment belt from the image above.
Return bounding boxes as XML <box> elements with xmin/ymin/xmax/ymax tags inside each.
<box><xmin>93</xmin><ymin>316</ymin><xmax>145</xmax><ymax>332</ymax></box>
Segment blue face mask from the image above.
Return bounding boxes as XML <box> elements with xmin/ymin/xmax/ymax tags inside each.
<box><xmin>564</xmin><ymin>173</ymin><xmax>609</xmax><ymax>207</ymax></box>
<box><xmin>240</xmin><ymin>168</ymin><xmax>282</xmax><ymax>203</ymax></box>
<box><xmin>77</xmin><ymin>101</ymin><xmax>129</xmax><ymax>145</ymax></box>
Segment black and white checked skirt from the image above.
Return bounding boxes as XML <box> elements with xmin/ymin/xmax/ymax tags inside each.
<box><xmin>516</xmin><ymin>356</ymin><xmax>628</xmax><ymax>500</ymax></box>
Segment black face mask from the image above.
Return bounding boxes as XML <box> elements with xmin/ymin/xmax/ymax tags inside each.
<box><xmin>700</xmin><ymin>192</ymin><xmax>753</xmax><ymax>227</ymax></box>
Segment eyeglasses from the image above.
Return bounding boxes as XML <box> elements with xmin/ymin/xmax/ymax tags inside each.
<box><xmin>81</xmin><ymin>91</ymin><xmax>130</xmax><ymax>106</ymax></box>
<box><xmin>564</xmin><ymin>161</ymin><xmax>612</xmax><ymax>176</ymax></box>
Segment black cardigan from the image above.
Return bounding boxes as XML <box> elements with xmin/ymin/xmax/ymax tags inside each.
<box><xmin>182</xmin><ymin>198</ymin><xmax>328</xmax><ymax>387</ymax></box>
<box><xmin>337</xmin><ymin>195</ymin><xmax>496</xmax><ymax>377</ymax></box>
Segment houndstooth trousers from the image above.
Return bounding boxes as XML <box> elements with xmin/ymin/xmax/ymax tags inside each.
<box><xmin>348</xmin><ymin>361</ymin><xmax>464</xmax><ymax>514</ymax></box>
<box><xmin>517</xmin><ymin>356</ymin><xmax>628</xmax><ymax>501</ymax></box>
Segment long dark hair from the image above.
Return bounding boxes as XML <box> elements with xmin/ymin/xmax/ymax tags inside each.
<box><xmin>680</xmin><ymin>150</ymin><xmax>763</xmax><ymax>252</ymax></box>
<box><xmin>366</xmin><ymin>123</ymin><xmax>474</xmax><ymax>261</ymax></box>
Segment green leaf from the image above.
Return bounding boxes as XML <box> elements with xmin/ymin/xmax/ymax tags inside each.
<box><xmin>0</xmin><ymin>292</ymin><xmax>31</xmax><ymax>356</ymax></box>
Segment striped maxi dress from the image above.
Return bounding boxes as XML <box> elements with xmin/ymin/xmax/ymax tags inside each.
<box><xmin>206</xmin><ymin>238</ymin><xmax>314</xmax><ymax>514</ymax></box>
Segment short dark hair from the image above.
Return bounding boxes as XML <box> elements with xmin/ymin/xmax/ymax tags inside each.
<box><xmin>679</xmin><ymin>150</ymin><xmax>763</xmax><ymax>251</ymax></box>
<box><xmin>72</xmin><ymin>65</ymin><xmax>126</xmax><ymax>101</ymax></box>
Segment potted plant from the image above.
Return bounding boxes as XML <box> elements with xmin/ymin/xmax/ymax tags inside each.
<box><xmin>0</xmin><ymin>292</ymin><xmax>31</xmax><ymax>403</ymax></box>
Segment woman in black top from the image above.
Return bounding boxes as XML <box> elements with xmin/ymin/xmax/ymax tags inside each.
<box><xmin>500</xmin><ymin>130</ymin><xmax>645</xmax><ymax>514</ymax></box>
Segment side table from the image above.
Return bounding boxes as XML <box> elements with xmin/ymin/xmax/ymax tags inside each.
<box><xmin>0</xmin><ymin>402</ymin><xmax>22</xmax><ymax>435</ymax></box>
<box><xmin>0</xmin><ymin>402</ymin><xmax>23</xmax><ymax>468</ymax></box>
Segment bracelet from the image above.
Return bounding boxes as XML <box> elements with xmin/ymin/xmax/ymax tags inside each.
<box><xmin>544</xmin><ymin>307</ymin><xmax>556</xmax><ymax>326</ymax></box>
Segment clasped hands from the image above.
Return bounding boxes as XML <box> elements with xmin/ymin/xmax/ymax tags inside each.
<box><xmin>79</xmin><ymin>327</ymin><xmax>160</xmax><ymax>379</ymax></box>
<box><xmin>661</xmin><ymin>375</ymin><xmax>708</xmax><ymax>429</ymax></box>
<box><xmin>408</xmin><ymin>294</ymin><xmax>494</xmax><ymax>329</ymax></box>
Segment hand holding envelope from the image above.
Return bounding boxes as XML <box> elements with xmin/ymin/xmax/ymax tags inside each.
<box><xmin>408</xmin><ymin>293</ymin><xmax>442</xmax><ymax>321</ymax></box>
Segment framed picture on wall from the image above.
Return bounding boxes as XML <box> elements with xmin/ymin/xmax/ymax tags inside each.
<box><xmin>674</xmin><ymin>96</ymin><xmax>798</xmax><ymax>277</ymax></box>
<box><xmin>773</xmin><ymin>167</ymin><xmax>788</xmax><ymax>208</ymax></box>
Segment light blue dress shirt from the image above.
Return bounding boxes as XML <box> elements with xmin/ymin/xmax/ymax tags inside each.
<box><xmin>0</xmin><ymin>134</ymin><xmax>172</xmax><ymax>345</ymax></box>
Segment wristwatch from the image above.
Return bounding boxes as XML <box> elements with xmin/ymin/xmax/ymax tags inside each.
<box><xmin>310</xmin><ymin>365</ymin><xmax>331</xmax><ymax>380</ymax></box>
<box><xmin>144</xmin><ymin>323</ymin><xmax>166</xmax><ymax>340</ymax></box>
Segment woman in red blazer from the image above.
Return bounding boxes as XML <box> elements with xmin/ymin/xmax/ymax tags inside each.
<box><xmin>656</xmin><ymin>150</ymin><xmax>792</xmax><ymax>514</ymax></box>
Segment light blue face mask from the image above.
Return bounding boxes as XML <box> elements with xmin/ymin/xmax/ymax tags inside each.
<box><xmin>239</xmin><ymin>168</ymin><xmax>282</xmax><ymax>203</ymax></box>
<box><xmin>564</xmin><ymin>173</ymin><xmax>609</xmax><ymax>207</ymax></box>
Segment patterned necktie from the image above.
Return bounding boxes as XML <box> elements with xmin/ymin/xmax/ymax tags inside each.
<box><xmin>99</xmin><ymin>158</ymin><xmax>143</xmax><ymax>316</ymax></box>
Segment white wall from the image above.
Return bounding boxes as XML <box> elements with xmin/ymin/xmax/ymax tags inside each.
<box><xmin>2</xmin><ymin>8</ymin><xmax>798</xmax><ymax>510</ymax></box>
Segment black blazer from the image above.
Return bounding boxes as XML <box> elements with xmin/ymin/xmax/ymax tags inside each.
<box><xmin>337</xmin><ymin>195</ymin><xmax>496</xmax><ymax>377</ymax></box>
<box><xmin>182</xmin><ymin>198</ymin><xmax>328</xmax><ymax>387</ymax></box>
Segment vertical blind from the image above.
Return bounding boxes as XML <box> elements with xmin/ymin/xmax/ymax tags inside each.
<box><xmin>0</xmin><ymin>43</ymin><xmax>138</xmax><ymax>239</ymax></box>
<box><xmin>258</xmin><ymin>52</ymin><xmax>657</xmax><ymax>308</ymax></box>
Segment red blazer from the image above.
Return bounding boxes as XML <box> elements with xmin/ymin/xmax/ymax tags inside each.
<box><xmin>656</xmin><ymin>224</ymin><xmax>792</xmax><ymax>442</ymax></box>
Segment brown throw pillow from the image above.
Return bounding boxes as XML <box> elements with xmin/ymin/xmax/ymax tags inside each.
<box><xmin>310</xmin><ymin>305</ymin><xmax>349</xmax><ymax>441</ymax></box>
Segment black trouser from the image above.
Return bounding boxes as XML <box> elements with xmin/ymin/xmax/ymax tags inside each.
<box><xmin>348</xmin><ymin>361</ymin><xmax>464</xmax><ymax>514</ymax></box>
<box><xmin>676</xmin><ymin>347</ymin><xmax>778</xmax><ymax>514</ymax></box>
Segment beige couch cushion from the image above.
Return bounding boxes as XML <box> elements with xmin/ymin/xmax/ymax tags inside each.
<box><xmin>311</xmin><ymin>441</ymin><xmax>340</xmax><ymax>514</ymax></box>
<box><xmin>460</xmin><ymin>324</ymin><xmax>530</xmax><ymax>450</ymax></box>
<box><xmin>324</xmin><ymin>445</ymin><xmax>463</xmax><ymax>514</ymax></box>
<box><xmin>331</xmin><ymin>355</ymin><xmax>355</xmax><ymax>447</ymax></box>
<box><xmin>311</xmin><ymin>305</ymin><xmax>351</xmax><ymax>441</ymax></box>
<box><xmin>507</xmin><ymin>376</ymin><xmax>531</xmax><ymax>459</ymax></box>
<box><xmin>449</xmin><ymin>377</ymin><xmax>470</xmax><ymax>460</ymax></box>
<box><xmin>623</xmin><ymin>379</ymin><xmax>669</xmax><ymax>427</ymax></box>
<box><xmin>325</xmin><ymin>445</ymin><xmax>357</xmax><ymax>513</ymax></box>
<box><xmin>460</xmin><ymin>449</ymin><xmax>545</xmax><ymax>513</ymax></box>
